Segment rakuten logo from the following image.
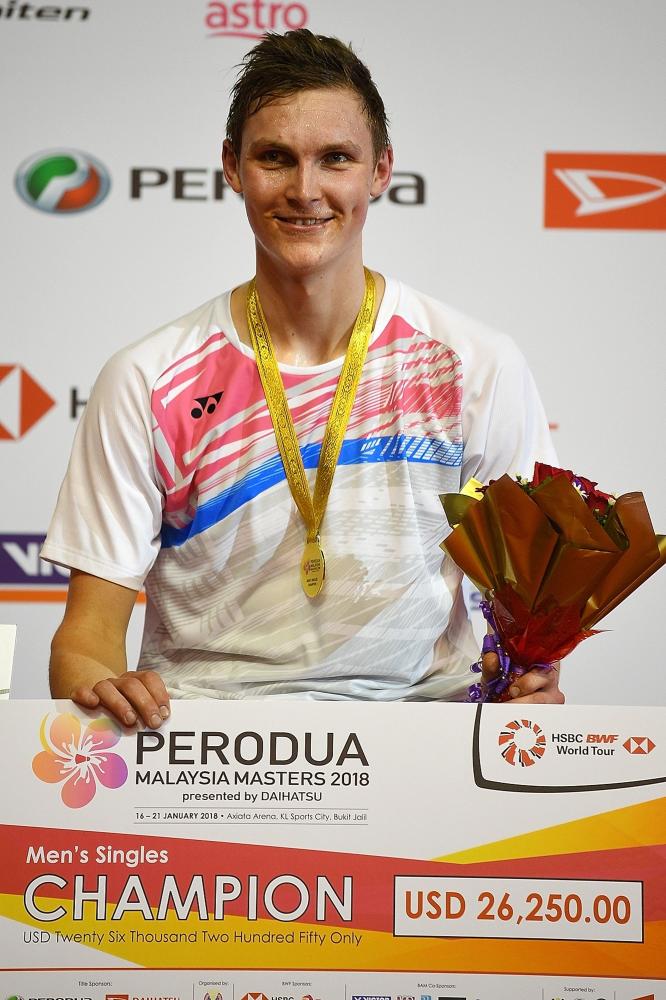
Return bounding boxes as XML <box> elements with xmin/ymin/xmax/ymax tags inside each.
<box><xmin>204</xmin><ymin>1</ymin><xmax>308</xmax><ymax>40</ymax></box>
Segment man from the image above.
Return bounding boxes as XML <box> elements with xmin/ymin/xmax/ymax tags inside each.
<box><xmin>42</xmin><ymin>29</ymin><xmax>563</xmax><ymax>728</ymax></box>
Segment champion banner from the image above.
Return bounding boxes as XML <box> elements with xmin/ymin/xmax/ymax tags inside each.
<box><xmin>1</xmin><ymin>700</ymin><xmax>664</xmax><ymax>998</ymax></box>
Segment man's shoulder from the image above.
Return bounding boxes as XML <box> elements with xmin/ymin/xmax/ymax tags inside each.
<box><xmin>97</xmin><ymin>291</ymin><xmax>235</xmax><ymax>392</ymax></box>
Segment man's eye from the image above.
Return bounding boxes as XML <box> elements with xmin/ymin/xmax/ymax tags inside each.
<box><xmin>325</xmin><ymin>152</ymin><xmax>349</xmax><ymax>164</ymax></box>
<box><xmin>261</xmin><ymin>150</ymin><xmax>286</xmax><ymax>163</ymax></box>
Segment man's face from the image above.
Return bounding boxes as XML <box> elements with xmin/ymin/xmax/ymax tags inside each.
<box><xmin>223</xmin><ymin>87</ymin><xmax>393</xmax><ymax>277</ymax></box>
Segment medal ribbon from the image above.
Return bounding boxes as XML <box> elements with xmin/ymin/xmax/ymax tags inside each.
<box><xmin>247</xmin><ymin>268</ymin><xmax>376</xmax><ymax>587</ymax></box>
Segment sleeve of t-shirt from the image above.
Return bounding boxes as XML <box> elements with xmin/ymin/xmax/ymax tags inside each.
<box><xmin>40</xmin><ymin>349</ymin><xmax>163</xmax><ymax>590</ymax></box>
<box><xmin>460</xmin><ymin>330</ymin><xmax>557</xmax><ymax>488</ymax></box>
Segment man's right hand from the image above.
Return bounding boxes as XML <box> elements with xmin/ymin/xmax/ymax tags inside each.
<box><xmin>49</xmin><ymin>569</ymin><xmax>171</xmax><ymax>729</ymax></box>
<box><xmin>71</xmin><ymin>669</ymin><xmax>170</xmax><ymax>729</ymax></box>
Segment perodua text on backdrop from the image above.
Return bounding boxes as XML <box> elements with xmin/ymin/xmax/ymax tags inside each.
<box><xmin>129</xmin><ymin>167</ymin><xmax>426</xmax><ymax>205</ymax></box>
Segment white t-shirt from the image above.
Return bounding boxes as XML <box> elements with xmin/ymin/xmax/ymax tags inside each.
<box><xmin>42</xmin><ymin>277</ymin><xmax>556</xmax><ymax>701</ymax></box>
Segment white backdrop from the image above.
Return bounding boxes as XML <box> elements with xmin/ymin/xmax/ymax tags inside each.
<box><xmin>2</xmin><ymin>0</ymin><xmax>664</xmax><ymax>703</ymax></box>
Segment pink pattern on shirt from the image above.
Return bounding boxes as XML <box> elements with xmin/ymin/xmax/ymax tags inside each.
<box><xmin>151</xmin><ymin>317</ymin><xmax>462</xmax><ymax>527</ymax></box>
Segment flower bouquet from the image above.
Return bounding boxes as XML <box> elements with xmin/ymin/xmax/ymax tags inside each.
<box><xmin>440</xmin><ymin>463</ymin><xmax>666</xmax><ymax>702</ymax></box>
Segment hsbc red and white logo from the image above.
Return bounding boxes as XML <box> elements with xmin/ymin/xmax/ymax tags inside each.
<box><xmin>204</xmin><ymin>1</ymin><xmax>308</xmax><ymax>40</ymax></box>
<box><xmin>241</xmin><ymin>994</ymin><xmax>269</xmax><ymax>1000</ymax></box>
<box><xmin>0</xmin><ymin>365</ymin><xmax>55</xmax><ymax>440</ymax></box>
<box><xmin>544</xmin><ymin>152</ymin><xmax>666</xmax><ymax>229</ymax></box>
<box><xmin>623</xmin><ymin>736</ymin><xmax>656</xmax><ymax>755</ymax></box>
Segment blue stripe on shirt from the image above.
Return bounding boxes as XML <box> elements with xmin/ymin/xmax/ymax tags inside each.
<box><xmin>161</xmin><ymin>433</ymin><xmax>462</xmax><ymax>548</ymax></box>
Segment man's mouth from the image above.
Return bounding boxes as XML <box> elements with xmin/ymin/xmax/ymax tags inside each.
<box><xmin>275</xmin><ymin>216</ymin><xmax>333</xmax><ymax>227</ymax></box>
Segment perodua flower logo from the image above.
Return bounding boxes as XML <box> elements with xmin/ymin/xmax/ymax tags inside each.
<box><xmin>32</xmin><ymin>713</ymin><xmax>128</xmax><ymax>808</ymax></box>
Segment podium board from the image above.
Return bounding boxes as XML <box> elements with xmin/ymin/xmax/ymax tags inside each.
<box><xmin>1</xmin><ymin>700</ymin><xmax>664</xmax><ymax>998</ymax></box>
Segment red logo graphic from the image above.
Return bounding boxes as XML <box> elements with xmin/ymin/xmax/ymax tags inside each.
<box><xmin>105</xmin><ymin>995</ymin><xmax>129</xmax><ymax>1000</ymax></box>
<box><xmin>544</xmin><ymin>152</ymin><xmax>666</xmax><ymax>229</ymax></box>
<box><xmin>0</xmin><ymin>365</ymin><xmax>55</xmax><ymax>440</ymax></box>
<box><xmin>205</xmin><ymin>1</ymin><xmax>308</xmax><ymax>40</ymax></box>
<box><xmin>241</xmin><ymin>994</ymin><xmax>269</xmax><ymax>1000</ymax></box>
<box><xmin>499</xmin><ymin>719</ymin><xmax>546</xmax><ymax>767</ymax></box>
<box><xmin>623</xmin><ymin>736</ymin><xmax>656</xmax><ymax>755</ymax></box>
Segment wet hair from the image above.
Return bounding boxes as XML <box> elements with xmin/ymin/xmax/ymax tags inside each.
<box><xmin>226</xmin><ymin>29</ymin><xmax>390</xmax><ymax>161</ymax></box>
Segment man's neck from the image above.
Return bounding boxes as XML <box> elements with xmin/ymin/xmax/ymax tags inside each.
<box><xmin>231</xmin><ymin>259</ymin><xmax>385</xmax><ymax>366</ymax></box>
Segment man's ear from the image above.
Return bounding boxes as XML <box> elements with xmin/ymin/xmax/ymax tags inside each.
<box><xmin>370</xmin><ymin>144</ymin><xmax>394</xmax><ymax>199</ymax></box>
<box><xmin>222</xmin><ymin>139</ymin><xmax>243</xmax><ymax>194</ymax></box>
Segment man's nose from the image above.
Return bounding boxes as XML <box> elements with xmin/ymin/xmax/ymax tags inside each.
<box><xmin>286</xmin><ymin>161</ymin><xmax>322</xmax><ymax>203</ymax></box>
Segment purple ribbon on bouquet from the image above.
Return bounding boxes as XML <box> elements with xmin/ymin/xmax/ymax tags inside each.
<box><xmin>468</xmin><ymin>600</ymin><xmax>552</xmax><ymax>703</ymax></box>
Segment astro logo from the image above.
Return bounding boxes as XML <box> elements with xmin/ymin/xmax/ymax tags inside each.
<box><xmin>623</xmin><ymin>736</ymin><xmax>656</xmax><ymax>755</ymax></box>
<box><xmin>32</xmin><ymin>713</ymin><xmax>128</xmax><ymax>809</ymax></box>
<box><xmin>15</xmin><ymin>149</ymin><xmax>111</xmax><ymax>214</ymax></box>
<box><xmin>0</xmin><ymin>365</ymin><xmax>55</xmax><ymax>439</ymax></box>
<box><xmin>499</xmin><ymin>719</ymin><xmax>546</xmax><ymax>767</ymax></box>
<box><xmin>204</xmin><ymin>1</ymin><xmax>308</xmax><ymax>40</ymax></box>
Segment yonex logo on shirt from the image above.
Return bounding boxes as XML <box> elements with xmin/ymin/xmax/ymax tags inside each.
<box><xmin>191</xmin><ymin>391</ymin><xmax>224</xmax><ymax>419</ymax></box>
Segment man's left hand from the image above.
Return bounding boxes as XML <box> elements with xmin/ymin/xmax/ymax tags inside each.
<box><xmin>481</xmin><ymin>652</ymin><xmax>565</xmax><ymax>703</ymax></box>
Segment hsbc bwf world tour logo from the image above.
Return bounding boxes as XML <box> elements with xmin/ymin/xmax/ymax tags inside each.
<box><xmin>15</xmin><ymin>149</ymin><xmax>111</xmax><ymax>214</ymax></box>
<box><xmin>499</xmin><ymin>718</ymin><xmax>547</xmax><ymax>767</ymax></box>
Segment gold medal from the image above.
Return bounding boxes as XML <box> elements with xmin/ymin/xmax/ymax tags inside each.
<box><xmin>300</xmin><ymin>538</ymin><xmax>326</xmax><ymax>598</ymax></box>
<box><xmin>247</xmin><ymin>269</ymin><xmax>376</xmax><ymax>598</ymax></box>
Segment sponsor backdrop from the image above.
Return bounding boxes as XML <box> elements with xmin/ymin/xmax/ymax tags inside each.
<box><xmin>1</xmin><ymin>0</ymin><xmax>665</xmax><ymax>701</ymax></box>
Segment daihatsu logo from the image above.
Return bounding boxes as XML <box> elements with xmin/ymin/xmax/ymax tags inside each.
<box><xmin>544</xmin><ymin>152</ymin><xmax>666</xmax><ymax>229</ymax></box>
<box><xmin>554</xmin><ymin>167</ymin><xmax>666</xmax><ymax>215</ymax></box>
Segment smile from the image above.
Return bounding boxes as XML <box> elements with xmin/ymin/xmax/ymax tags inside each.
<box><xmin>275</xmin><ymin>216</ymin><xmax>333</xmax><ymax>227</ymax></box>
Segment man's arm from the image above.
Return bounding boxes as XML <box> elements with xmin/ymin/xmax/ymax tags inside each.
<box><xmin>50</xmin><ymin>569</ymin><xmax>170</xmax><ymax>728</ymax></box>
